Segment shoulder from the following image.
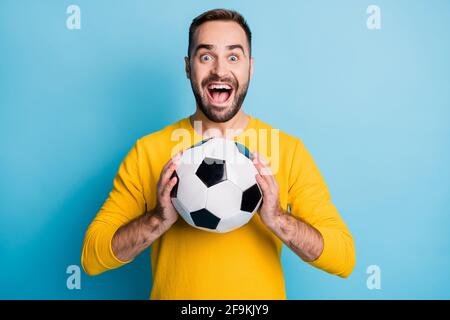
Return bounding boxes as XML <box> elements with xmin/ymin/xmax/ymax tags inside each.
<box><xmin>251</xmin><ymin>116</ymin><xmax>304</xmax><ymax>149</ymax></box>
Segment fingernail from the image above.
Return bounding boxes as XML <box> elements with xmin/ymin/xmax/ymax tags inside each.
<box><xmin>260</xmin><ymin>155</ymin><xmax>267</xmax><ymax>165</ymax></box>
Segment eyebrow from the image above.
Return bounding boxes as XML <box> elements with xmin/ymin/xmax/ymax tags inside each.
<box><xmin>193</xmin><ymin>44</ymin><xmax>247</xmax><ymax>57</ymax></box>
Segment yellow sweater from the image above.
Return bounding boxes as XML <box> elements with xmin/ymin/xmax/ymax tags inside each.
<box><xmin>81</xmin><ymin>116</ymin><xmax>356</xmax><ymax>299</ymax></box>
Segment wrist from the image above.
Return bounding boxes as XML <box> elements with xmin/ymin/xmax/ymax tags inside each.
<box><xmin>153</xmin><ymin>204</ymin><xmax>178</xmax><ymax>227</ymax></box>
<box><xmin>161</xmin><ymin>215</ymin><xmax>178</xmax><ymax>229</ymax></box>
<box><xmin>141</xmin><ymin>211</ymin><xmax>171</xmax><ymax>241</ymax></box>
<box><xmin>264</xmin><ymin>207</ymin><xmax>285</xmax><ymax>232</ymax></box>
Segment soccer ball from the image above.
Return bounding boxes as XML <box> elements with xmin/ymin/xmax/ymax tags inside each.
<box><xmin>170</xmin><ymin>137</ymin><xmax>263</xmax><ymax>233</ymax></box>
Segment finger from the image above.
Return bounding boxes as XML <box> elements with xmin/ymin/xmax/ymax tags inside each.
<box><xmin>253</xmin><ymin>152</ymin><xmax>268</xmax><ymax>171</ymax></box>
<box><xmin>171</xmin><ymin>150</ymin><xmax>183</xmax><ymax>166</ymax></box>
<box><xmin>255</xmin><ymin>152</ymin><xmax>273</xmax><ymax>176</ymax></box>
<box><xmin>258</xmin><ymin>158</ymin><xmax>277</xmax><ymax>185</ymax></box>
<box><xmin>253</xmin><ymin>153</ymin><xmax>274</xmax><ymax>184</ymax></box>
<box><xmin>161</xmin><ymin>151</ymin><xmax>183</xmax><ymax>177</ymax></box>
<box><xmin>250</xmin><ymin>150</ymin><xmax>258</xmax><ymax>162</ymax></box>
<box><xmin>252</xmin><ymin>152</ymin><xmax>265</xmax><ymax>172</ymax></box>
<box><xmin>255</xmin><ymin>151</ymin><xmax>267</xmax><ymax>164</ymax></box>
<box><xmin>255</xmin><ymin>173</ymin><xmax>270</xmax><ymax>195</ymax></box>
<box><xmin>160</xmin><ymin>151</ymin><xmax>184</xmax><ymax>185</ymax></box>
<box><xmin>161</xmin><ymin>176</ymin><xmax>178</xmax><ymax>199</ymax></box>
<box><xmin>253</xmin><ymin>162</ymin><xmax>272</xmax><ymax>191</ymax></box>
<box><xmin>253</xmin><ymin>159</ymin><xmax>269</xmax><ymax>179</ymax></box>
<box><xmin>161</xmin><ymin>158</ymin><xmax>174</xmax><ymax>177</ymax></box>
<box><xmin>254</xmin><ymin>155</ymin><xmax>280</xmax><ymax>196</ymax></box>
<box><xmin>160</xmin><ymin>161</ymin><xmax>177</xmax><ymax>188</ymax></box>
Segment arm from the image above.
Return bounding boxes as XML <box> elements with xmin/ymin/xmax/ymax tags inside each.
<box><xmin>253</xmin><ymin>141</ymin><xmax>356</xmax><ymax>278</ymax></box>
<box><xmin>260</xmin><ymin>207</ymin><xmax>324</xmax><ymax>263</ymax></box>
<box><xmin>254</xmin><ymin>152</ymin><xmax>324</xmax><ymax>262</ymax></box>
<box><xmin>111</xmin><ymin>209</ymin><xmax>172</xmax><ymax>263</ymax></box>
<box><xmin>81</xmin><ymin>139</ymin><xmax>181</xmax><ymax>275</ymax></box>
<box><xmin>111</xmin><ymin>156</ymin><xmax>180</xmax><ymax>262</ymax></box>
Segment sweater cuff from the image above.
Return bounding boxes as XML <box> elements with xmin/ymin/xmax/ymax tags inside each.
<box><xmin>308</xmin><ymin>227</ymin><xmax>339</xmax><ymax>274</ymax></box>
<box><xmin>101</xmin><ymin>226</ymin><xmax>131</xmax><ymax>269</ymax></box>
<box><xmin>307</xmin><ymin>226</ymin><xmax>353</xmax><ymax>278</ymax></box>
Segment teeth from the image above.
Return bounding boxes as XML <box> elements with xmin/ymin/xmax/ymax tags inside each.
<box><xmin>208</xmin><ymin>84</ymin><xmax>232</xmax><ymax>90</ymax></box>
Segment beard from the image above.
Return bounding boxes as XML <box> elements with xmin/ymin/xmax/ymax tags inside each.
<box><xmin>189</xmin><ymin>72</ymin><xmax>250</xmax><ymax>123</ymax></box>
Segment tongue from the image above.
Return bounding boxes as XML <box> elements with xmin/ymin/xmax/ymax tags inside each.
<box><xmin>211</xmin><ymin>90</ymin><xmax>230</xmax><ymax>103</ymax></box>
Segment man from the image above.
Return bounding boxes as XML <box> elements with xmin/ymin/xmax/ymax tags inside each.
<box><xmin>81</xmin><ymin>9</ymin><xmax>355</xmax><ymax>300</ymax></box>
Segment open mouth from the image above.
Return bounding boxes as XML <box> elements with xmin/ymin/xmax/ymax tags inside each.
<box><xmin>206</xmin><ymin>82</ymin><xmax>234</xmax><ymax>106</ymax></box>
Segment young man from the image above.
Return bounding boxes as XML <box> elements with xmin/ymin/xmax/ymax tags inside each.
<box><xmin>81</xmin><ymin>9</ymin><xmax>356</xmax><ymax>299</ymax></box>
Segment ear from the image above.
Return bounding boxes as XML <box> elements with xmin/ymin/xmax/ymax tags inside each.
<box><xmin>184</xmin><ymin>56</ymin><xmax>191</xmax><ymax>79</ymax></box>
<box><xmin>249</xmin><ymin>57</ymin><xmax>254</xmax><ymax>79</ymax></box>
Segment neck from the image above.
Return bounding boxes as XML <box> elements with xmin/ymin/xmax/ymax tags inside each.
<box><xmin>190</xmin><ymin>108</ymin><xmax>250</xmax><ymax>139</ymax></box>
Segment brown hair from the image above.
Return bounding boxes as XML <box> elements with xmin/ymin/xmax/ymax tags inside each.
<box><xmin>188</xmin><ymin>8</ymin><xmax>252</xmax><ymax>57</ymax></box>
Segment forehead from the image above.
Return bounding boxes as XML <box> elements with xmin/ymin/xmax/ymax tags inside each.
<box><xmin>193</xmin><ymin>20</ymin><xmax>248</xmax><ymax>51</ymax></box>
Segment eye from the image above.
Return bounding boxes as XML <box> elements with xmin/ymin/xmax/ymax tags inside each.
<box><xmin>200</xmin><ymin>54</ymin><xmax>212</xmax><ymax>62</ymax></box>
<box><xmin>229</xmin><ymin>55</ymin><xmax>239</xmax><ymax>62</ymax></box>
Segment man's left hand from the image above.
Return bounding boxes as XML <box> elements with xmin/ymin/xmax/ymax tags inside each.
<box><xmin>252</xmin><ymin>152</ymin><xmax>283</xmax><ymax>230</ymax></box>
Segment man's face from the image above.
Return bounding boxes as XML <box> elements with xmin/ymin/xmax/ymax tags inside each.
<box><xmin>185</xmin><ymin>21</ymin><xmax>254</xmax><ymax>123</ymax></box>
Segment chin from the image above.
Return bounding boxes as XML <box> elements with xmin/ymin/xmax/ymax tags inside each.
<box><xmin>205</xmin><ymin>107</ymin><xmax>240</xmax><ymax>123</ymax></box>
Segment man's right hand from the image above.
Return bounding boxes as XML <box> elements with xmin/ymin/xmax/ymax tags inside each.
<box><xmin>153</xmin><ymin>151</ymin><xmax>183</xmax><ymax>228</ymax></box>
<box><xmin>111</xmin><ymin>151</ymin><xmax>183</xmax><ymax>262</ymax></box>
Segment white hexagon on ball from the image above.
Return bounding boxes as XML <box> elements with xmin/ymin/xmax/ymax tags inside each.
<box><xmin>205</xmin><ymin>180</ymin><xmax>243</xmax><ymax>220</ymax></box>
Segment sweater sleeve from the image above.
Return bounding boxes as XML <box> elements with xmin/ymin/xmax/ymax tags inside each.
<box><xmin>81</xmin><ymin>140</ymin><xmax>148</xmax><ymax>276</ymax></box>
<box><xmin>288</xmin><ymin>139</ymin><xmax>356</xmax><ymax>278</ymax></box>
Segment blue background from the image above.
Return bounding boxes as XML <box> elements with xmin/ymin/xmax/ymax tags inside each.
<box><xmin>1</xmin><ymin>0</ymin><xmax>449</xmax><ymax>299</ymax></box>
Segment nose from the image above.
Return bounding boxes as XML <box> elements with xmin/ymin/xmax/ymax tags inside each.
<box><xmin>211</xmin><ymin>58</ymin><xmax>228</xmax><ymax>78</ymax></box>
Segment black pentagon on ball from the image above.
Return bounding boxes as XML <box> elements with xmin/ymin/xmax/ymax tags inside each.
<box><xmin>170</xmin><ymin>171</ymin><xmax>178</xmax><ymax>198</ymax></box>
<box><xmin>240</xmin><ymin>183</ymin><xmax>262</xmax><ymax>212</ymax></box>
<box><xmin>195</xmin><ymin>157</ymin><xmax>227</xmax><ymax>187</ymax></box>
<box><xmin>190</xmin><ymin>208</ymin><xmax>221</xmax><ymax>230</ymax></box>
